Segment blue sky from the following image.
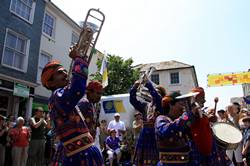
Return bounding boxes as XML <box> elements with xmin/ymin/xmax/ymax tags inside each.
<box><xmin>52</xmin><ymin>0</ymin><xmax>249</xmax><ymax>109</ymax></box>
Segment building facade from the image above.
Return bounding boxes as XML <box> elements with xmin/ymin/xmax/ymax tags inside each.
<box><xmin>34</xmin><ymin>1</ymin><xmax>104</xmax><ymax>115</ymax></box>
<box><xmin>0</xmin><ymin>0</ymin><xmax>46</xmax><ymax>118</ymax></box>
<box><xmin>136</xmin><ymin>60</ymin><xmax>199</xmax><ymax>95</ymax></box>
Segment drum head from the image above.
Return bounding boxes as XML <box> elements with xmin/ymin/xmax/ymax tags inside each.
<box><xmin>212</xmin><ymin>122</ymin><xmax>242</xmax><ymax>144</ymax></box>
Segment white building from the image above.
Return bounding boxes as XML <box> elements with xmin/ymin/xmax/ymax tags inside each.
<box><xmin>136</xmin><ymin>60</ymin><xmax>199</xmax><ymax>94</ymax></box>
<box><xmin>33</xmin><ymin>1</ymin><xmax>103</xmax><ymax>117</ymax></box>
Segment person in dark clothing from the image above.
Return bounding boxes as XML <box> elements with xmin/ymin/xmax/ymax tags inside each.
<box><xmin>4</xmin><ymin>115</ymin><xmax>15</xmax><ymax>166</ymax></box>
<box><xmin>242</xmin><ymin>116</ymin><xmax>250</xmax><ymax>166</ymax></box>
<box><xmin>0</xmin><ymin>115</ymin><xmax>8</xmax><ymax>166</ymax></box>
<box><xmin>27</xmin><ymin>107</ymin><xmax>48</xmax><ymax>166</ymax></box>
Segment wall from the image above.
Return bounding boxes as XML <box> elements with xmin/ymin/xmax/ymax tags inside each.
<box><xmin>35</xmin><ymin>2</ymin><xmax>103</xmax><ymax>99</ymax></box>
<box><xmin>157</xmin><ymin>68</ymin><xmax>197</xmax><ymax>94</ymax></box>
<box><xmin>0</xmin><ymin>0</ymin><xmax>46</xmax><ymax>83</ymax></box>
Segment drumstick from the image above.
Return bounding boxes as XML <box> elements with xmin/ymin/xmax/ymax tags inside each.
<box><xmin>213</xmin><ymin>97</ymin><xmax>219</xmax><ymax>115</ymax></box>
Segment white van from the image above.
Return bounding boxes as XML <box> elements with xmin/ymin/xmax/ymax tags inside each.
<box><xmin>99</xmin><ymin>93</ymin><xmax>136</xmax><ymax>128</ymax></box>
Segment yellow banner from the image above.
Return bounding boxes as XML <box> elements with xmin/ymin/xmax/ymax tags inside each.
<box><xmin>207</xmin><ymin>71</ymin><xmax>250</xmax><ymax>87</ymax></box>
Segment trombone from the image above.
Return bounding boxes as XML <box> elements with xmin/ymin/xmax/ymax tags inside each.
<box><xmin>137</xmin><ymin>66</ymin><xmax>157</xmax><ymax>102</ymax></box>
<box><xmin>69</xmin><ymin>8</ymin><xmax>105</xmax><ymax>75</ymax></box>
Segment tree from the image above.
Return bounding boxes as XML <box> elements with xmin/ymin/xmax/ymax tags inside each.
<box><xmin>91</xmin><ymin>54</ymin><xmax>140</xmax><ymax>96</ymax></box>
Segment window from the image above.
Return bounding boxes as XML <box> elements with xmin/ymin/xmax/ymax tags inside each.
<box><xmin>10</xmin><ymin>0</ymin><xmax>36</xmax><ymax>23</ymax></box>
<box><xmin>37</xmin><ymin>52</ymin><xmax>51</xmax><ymax>82</ymax></box>
<box><xmin>151</xmin><ymin>74</ymin><xmax>159</xmax><ymax>85</ymax></box>
<box><xmin>71</xmin><ymin>32</ymin><xmax>79</xmax><ymax>46</ymax></box>
<box><xmin>43</xmin><ymin>12</ymin><xmax>55</xmax><ymax>38</ymax></box>
<box><xmin>2</xmin><ymin>29</ymin><xmax>29</xmax><ymax>71</ymax></box>
<box><xmin>170</xmin><ymin>72</ymin><xmax>180</xmax><ymax>84</ymax></box>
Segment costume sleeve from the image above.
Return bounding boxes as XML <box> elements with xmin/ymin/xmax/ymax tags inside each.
<box><xmin>129</xmin><ymin>85</ymin><xmax>147</xmax><ymax>114</ymax></box>
<box><xmin>155</xmin><ymin>112</ymin><xmax>195</xmax><ymax>139</ymax></box>
<box><xmin>145</xmin><ymin>81</ymin><xmax>162</xmax><ymax>113</ymax></box>
<box><xmin>53</xmin><ymin>57</ymin><xmax>88</xmax><ymax>113</ymax></box>
<box><xmin>77</xmin><ymin>99</ymin><xmax>92</xmax><ymax>116</ymax></box>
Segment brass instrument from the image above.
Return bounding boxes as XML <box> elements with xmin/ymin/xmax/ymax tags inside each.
<box><xmin>137</xmin><ymin>66</ymin><xmax>157</xmax><ymax>102</ymax></box>
<box><xmin>72</xmin><ymin>9</ymin><xmax>105</xmax><ymax>125</ymax></box>
<box><xmin>69</xmin><ymin>8</ymin><xmax>105</xmax><ymax>75</ymax></box>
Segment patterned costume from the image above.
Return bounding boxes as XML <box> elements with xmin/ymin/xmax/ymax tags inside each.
<box><xmin>76</xmin><ymin>98</ymin><xmax>98</xmax><ymax>140</ymax></box>
<box><xmin>188</xmin><ymin>116</ymin><xmax>232</xmax><ymax>166</ymax></box>
<box><xmin>129</xmin><ymin>81</ymin><xmax>163</xmax><ymax>166</ymax></box>
<box><xmin>155</xmin><ymin>112</ymin><xmax>195</xmax><ymax>166</ymax></box>
<box><xmin>45</xmin><ymin>58</ymin><xmax>103</xmax><ymax>166</ymax></box>
<box><xmin>189</xmin><ymin>87</ymin><xmax>232</xmax><ymax>166</ymax></box>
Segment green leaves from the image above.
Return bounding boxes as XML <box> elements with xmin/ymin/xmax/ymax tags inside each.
<box><xmin>91</xmin><ymin>54</ymin><xmax>139</xmax><ymax>95</ymax></box>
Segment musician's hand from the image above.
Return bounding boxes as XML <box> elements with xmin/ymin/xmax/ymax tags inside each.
<box><xmin>134</xmin><ymin>80</ymin><xmax>140</xmax><ymax>88</ymax></box>
<box><xmin>142</xmin><ymin>75</ymin><xmax>149</xmax><ymax>84</ymax></box>
<box><xmin>69</xmin><ymin>46</ymin><xmax>80</xmax><ymax>60</ymax></box>
<box><xmin>192</xmin><ymin>106</ymin><xmax>200</xmax><ymax>115</ymax></box>
<box><xmin>207</xmin><ymin>108</ymin><xmax>217</xmax><ymax>122</ymax></box>
<box><xmin>207</xmin><ymin>108</ymin><xmax>215</xmax><ymax>116</ymax></box>
<box><xmin>208</xmin><ymin>114</ymin><xmax>217</xmax><ymax>123</ymax></box>
<box><xmin>242</xmin><ymin>148</ymin><xmax>247</xmax><ymax>156</ymax></box>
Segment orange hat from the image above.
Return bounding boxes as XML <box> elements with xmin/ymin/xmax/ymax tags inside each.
<box><xmin>87</xmin><ymin>80</ymin><xmax>103</xmax><ymax>92</ymax></box>
<box><xmin>41</xmin><ymin>60</ymin><xmax>63</xmax><ymax>89</ymax></box>
<box><xmin>156</xmin><ymin>85</ymin><xmax>166</xmax><ymax>97</ymax></box>
<box><xmin>162</xmin><ymin>92</ymin><xmax>181</xmax><ymax>108</ymax></box>
<box><xmin>162</xmin><ymin>96</ymin><xmax>173</xmax><ymax>110</ymax></box>
<box><xmin>191</xmin><ymin>87</ymin><xmax>205</xmax><ymax>97</ymax></box>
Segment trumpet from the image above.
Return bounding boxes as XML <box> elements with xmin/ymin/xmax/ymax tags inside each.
<box><xmin>137</xmin><ymin>66</ymin><xmax>157</xmax><ymax>102</ymax></box>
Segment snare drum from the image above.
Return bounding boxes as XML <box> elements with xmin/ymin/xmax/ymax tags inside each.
<box><xmin>212</xmin><ymin>122</ymin><xmax>242</xmax><ymax>150</ymax></box>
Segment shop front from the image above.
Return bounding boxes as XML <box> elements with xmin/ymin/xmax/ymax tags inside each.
<box><xmin>0</xmin><ymin>78</ymin><xmax>35</xmax><ymax>120</ymax></box>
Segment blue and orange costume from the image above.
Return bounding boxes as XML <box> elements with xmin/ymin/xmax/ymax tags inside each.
<box><xmin>75</xmin><ymin>98</ymin><xmax>97</xmax><ymax>139</ymax></box>
<box><xmin>155</xmin><ymin>110</ymin><xmax>195</xmax><ymax>166</ymax></box>
<box><xmin>129</xmin><ymin>81</ymin><xmax>163</xmax><ymax>166</ymax></box>
<box><xmin>155</xmin><ymin>91</ymin><xmax>232</xmax><ymax>166</ymax></box>
<box><xmin>41</xmin><ymin>58</ymin><xmax>103</xmax><ymax>166</ymax></box>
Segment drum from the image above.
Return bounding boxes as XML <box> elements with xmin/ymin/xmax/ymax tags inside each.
<box><xmin>212</xmin><ymin>122</ymin><xmax>243</xmax><ymax>150</ymax></box>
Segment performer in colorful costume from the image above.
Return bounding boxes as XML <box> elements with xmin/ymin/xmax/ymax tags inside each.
<box><xmin>155</xmin><ymin>92</ymin><xmax>198</xmax><ymax>166</ymax></box>
<box><xmin>76</xmin><ymin>80</ymin><xmax>103</xmax><ymax>140</ymax></box>
<box><xmin>75</xmin><ymin>80</ymin><xmax>103</xmax><ymax>154</ymax></box>
<box><xmin>189</xmin><ymin>87</ymin><xmax>232</xmax><ymax>166</ymax></box>
<box><xmin>41</xmin><ymin>49</ymin><xmax>103</xmax><ymax>166</ymax></box>
<box><xmin>129</xmin><ymin>80</ymin><xmax>166</xmax><ymax>166</ymax></box>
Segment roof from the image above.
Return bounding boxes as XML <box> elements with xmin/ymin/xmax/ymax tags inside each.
<box><xmin>136</xmin><ymin>60</ymin><xmax>193</xmax><ymax>72</ymax></box>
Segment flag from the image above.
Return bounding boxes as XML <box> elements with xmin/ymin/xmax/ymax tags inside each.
<box><xmin>207</xmin><ymin>71</ymin><xmax>250</xmax><ymax>87</ymax></box>
<box><xmin>100</xmin><ymin>55</ymin><xmax>108</xmax><ymax>87</ymax></box>
<box><xmin>103</xmin><ymin>100</ymin><xmax>126</xmax><ymax>114</ymax></box>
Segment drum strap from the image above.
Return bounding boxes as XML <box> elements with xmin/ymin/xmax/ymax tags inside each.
<box><xmin>75</xmin><ymin>105</ymin><xmax>85</xmax><ymax>122</ymax></box>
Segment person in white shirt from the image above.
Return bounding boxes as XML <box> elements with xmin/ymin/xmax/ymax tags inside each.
<box><xmin>226</xmin><ymin>104</ymin><xmax>243</xmax><ymax>166</ymax></box>
<box><xmin>107</xmin><ymin>113</ymin><xmax>126</xmax><ymax>141</ymax></box>
<box><xmin>94</xmin><ymin>125</ymin><xmax>102</xmax><ymax>154</ymax></box>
